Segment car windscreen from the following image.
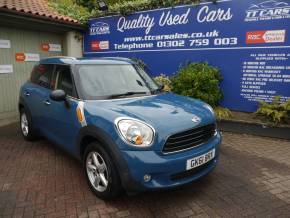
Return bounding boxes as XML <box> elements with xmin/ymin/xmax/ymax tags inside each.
<box><xmin>74</xmin><ymin>64</ymin><xmax>159</xmax><ymax>100</ymax></box>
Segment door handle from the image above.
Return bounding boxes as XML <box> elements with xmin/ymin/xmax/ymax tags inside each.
<box><xmin>43</xmin><ymin>100</ymin><xmax>51</xmax><ymax>106</ymax></box>
<box><xmin>24</xmin><ymin>91</ymin><xmax>30</xmax><ymax>97</ymax></box>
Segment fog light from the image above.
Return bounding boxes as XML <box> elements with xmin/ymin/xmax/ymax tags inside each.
<box><xmin>143</xmin><ymin>174</ymin><xmax>151</xmax><ymax>182</ymax></box>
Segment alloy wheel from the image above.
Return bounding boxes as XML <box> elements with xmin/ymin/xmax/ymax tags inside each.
<box><xmin>21</xmin><ymin>113</ymin><xmax>29</xmax><ymax>136</ymax></box>
<box><xmin>86</xmin><ymin>151</ymin><xmax>109</xmax><ymax>192</ymax></box>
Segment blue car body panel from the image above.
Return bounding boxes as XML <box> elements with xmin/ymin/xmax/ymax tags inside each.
<box><xmin>85</xmin><ymin>93</ymin><xmax>216</xmax><ymax>152</ymax></box>
<box><xmin>20</xmin><ymin>87</ymin><xmax>82</xmax><ymax>158</ymax></box>
<box><xmin>19</xmin><ymin>57</ymin><xmax>221</xmax><ymax>192</ymax></box>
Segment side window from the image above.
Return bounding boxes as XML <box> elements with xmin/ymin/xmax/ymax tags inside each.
<box><xmin>54</xmin><ymin>65</ymin><xmax>74</xmax><ymax>97</ymax></box>
<box><xmin>31</xmin><ymin>64</ymin><xmax>54</xmax><ymax>89</ymax></box>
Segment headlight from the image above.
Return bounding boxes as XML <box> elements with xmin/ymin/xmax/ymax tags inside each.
<box><xmin>115</xmin><ymin>118</ymin><xmax>155</xmax><ymax>147</ymax></box>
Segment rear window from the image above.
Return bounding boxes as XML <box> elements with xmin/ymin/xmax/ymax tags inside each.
<box><xmin>31</xmin><ymin>64</ymin><xmax>54</xmax><ymax>89</ymax></box>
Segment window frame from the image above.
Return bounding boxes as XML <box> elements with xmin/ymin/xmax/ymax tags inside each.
<box><xmin>52</xmin><ymin>64</ymin><xmax>79</xmax><ymax>99</ymax></box>
<box><xmin>30</xmin><ymin>63</ymin><xmax>80</xmax><ymax>100</ymax></box>
<box><xmin>30</xmin><ymin>64</ymin><xmax>55</xmax><ymax>90</ymax></box>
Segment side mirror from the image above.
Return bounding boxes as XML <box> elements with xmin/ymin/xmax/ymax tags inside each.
<box><xmin>50</xmin><ymin>90</ymin><xmax>66</xmax><ymax>102</ymax></box>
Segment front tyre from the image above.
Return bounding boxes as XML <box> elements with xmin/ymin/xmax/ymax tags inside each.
<box><xmin>84</xmin><ymin>142</ymin><xmax>122</xmax><ymax>200</ymax></box>
<box><xmin>19</xmin><ymin>108</ymin><xmax>37</xmax><ymax>141</ymax></box>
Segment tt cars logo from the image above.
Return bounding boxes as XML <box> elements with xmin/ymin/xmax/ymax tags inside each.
<box><xmin>90</xmin><ymin>22</ymin><xmax>110</xmax><ymax>35</ymax></box>
<box><xmin>191</xmin><ymin>115</ymin><xmax>201</xmax><ymax>123</ymax></box>
<box><xmin>245</xmin><ymin>0</ymin><xmax>290</xmax><ymax>22</ymax></box>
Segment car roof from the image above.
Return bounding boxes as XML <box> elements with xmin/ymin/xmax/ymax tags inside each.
<box><xmin>39</xmin><ymin>56</ymin><xmax>135</xmax><ymax>65</ymax></box>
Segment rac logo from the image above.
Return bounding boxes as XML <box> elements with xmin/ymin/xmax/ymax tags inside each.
<box><xmin>245</xmin><ymin>0</ymin><xmax>290</xmax><ymax>22</ymax></box>
<box><xmin>90</xmin><ymin>22</ymin><xmax>110</xmax><ymax>35</ymax></box>
<box><xmin>91</xmin><ymin>41</ymin><xmax>109</xmax><ymax>51</ymax></box>
<box><xmin>246</xmin><ymin>30</ymin><xmax>285</xmax><ymax>44</ymax></box>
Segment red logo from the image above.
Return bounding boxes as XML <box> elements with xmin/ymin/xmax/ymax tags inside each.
<box><xmin>246</xmin><ymin>31</ymin><xmax>265</xmax><ymax>44</ymax></box>
<box><xmin>15</xmin><ymin>53</ymin><xmax>26</xmax><ymax>62</ymax></box>
<box><xmin>91</xmin><ymin>41</ymin><xmax>109</xmax><ymax>50</ymax></box>
<box><xmin>41</xmin><ymin>43</ymin><xmax>50</xmax><ymax>51</ymax></box>
<box><xmin>91</xmin><ymin>41</ymin><xmax>100</xmax><ymax>50</ymax></box>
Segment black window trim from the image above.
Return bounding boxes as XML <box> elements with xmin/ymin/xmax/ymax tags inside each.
<box><xmin>53</xmin><ymin>64</ymin><xmax>79</xmax><ymax>99</ymax></box>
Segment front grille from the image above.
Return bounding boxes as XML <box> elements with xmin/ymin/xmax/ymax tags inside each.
<box><xmin>162</xmin><ymin>123</ymin><xmax>216</xmax><ymax>153</ymax></box>
<box><xmin>170</xmin><ymin>159</ymin><xmax>214</xmax><ymax>181</ymax></box>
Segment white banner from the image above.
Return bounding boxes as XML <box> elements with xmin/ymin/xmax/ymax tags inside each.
<box><xmin>49</xmin><ymin>44</ymin><xmax>62</xmax><ymax>52</ymax></box>
<box><xmin>0</xmin><ymin>65</ymin><xmax>13</xmax><ymax>74</ymax></box>
<box><xmin>25</xmin><ymin>53</ymin><xmax>40</xmax><ymax>62</ymax></box>
<box><xmin>16</xmin><ymin>53</ymin><xmax>40</xmax><ymax>62</ymax></box>
<box><xmin>41</xmin><ymin>43</ymin><xmax>62</xmax><ymax>52</ymax></box>
<box><xmin>0</xmin><ymin>39</ymin><xmax>11</xmax><ymax>48</ymax></box>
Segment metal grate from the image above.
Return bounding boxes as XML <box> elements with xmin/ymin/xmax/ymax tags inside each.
<box><xmin>163</xmin><ymin>123</ymin><xmax>216</xmax><ymax>153</ymax></box>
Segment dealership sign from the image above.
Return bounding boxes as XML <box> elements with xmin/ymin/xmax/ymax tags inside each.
<box><xmin>246</xmin><ymin>30</ymin><xmax>286</xmax><ymax>44</ymax></box>
<box><xmin>91</xmin><ymin>41</ymin><xmax>109</xmax><ymax>50</ymax></box>
<box><xmin>41</xmin><ymin>43</ymin><xmax>62</xmax><ymax>52</ymax></box>
<box><xmin>84</xmin><ymin>0</ymin><xmax>290</xmax><ymax>112</ymax></box>
<box><xmin>15</xmin><ymin>53</ymin><xmax>40</xmax><ymax>62</ymax></box>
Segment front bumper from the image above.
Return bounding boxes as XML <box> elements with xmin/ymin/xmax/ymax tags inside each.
<box><xmin>120</xmin><ymin>132</ymin><xmax>221</xmax><ymax>192</ymax></box>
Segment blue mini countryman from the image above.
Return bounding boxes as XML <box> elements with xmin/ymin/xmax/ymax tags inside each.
<box><xmin>19</xmin><ymin>57</ymin><xmax>221</xmax><ymax>199</ymax></box>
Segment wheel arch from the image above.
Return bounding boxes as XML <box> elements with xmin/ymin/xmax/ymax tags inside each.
<box><xmin>18</xmin><ymin>96</ymin><xmax>34</xmax><ymax>122</ymax></box>
<box><xmin>18</xmin><ymin>103</ymin><xmax>24</xmax><ymax>111</ymax></box>
<box><xmin>77</xmin><ymin>125</ymin><xmax>129</xmax><ymax>185</ymax></box>
<box><xmin>79</xmin><ymin>134</ymin><xmax>101</xmax><ymax>160</ymax></box>
<box><xmin>18</xmin><ymin>96</ymin><xmax>30</xmax><ymax>113</ymax></box>
<box><xmin>77</xmin><ymin>125</ymin><xmax>145</xmax><ymax>194</ymax></box>
<box><xmin>77</xmin><ymin>125</ymin><xmax>122</xmax><ymax>163</ymax></box>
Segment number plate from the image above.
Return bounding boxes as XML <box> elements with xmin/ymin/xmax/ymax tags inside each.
<box><xmin>186</xmin><ymin>149</ymin><xmax>215</xmax><ymax>170</ymax></box>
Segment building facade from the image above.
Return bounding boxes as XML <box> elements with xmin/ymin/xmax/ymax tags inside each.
<box><xmin>0</xmin><ymin>0</ymin><xmax>85</xmax><ymax>126</ymax></box>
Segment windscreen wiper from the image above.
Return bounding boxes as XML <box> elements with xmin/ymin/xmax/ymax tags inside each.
<box><xmin>108</xmin><ymin>91</ymin><xmax>148</xmax><ymax>99</ymax></box>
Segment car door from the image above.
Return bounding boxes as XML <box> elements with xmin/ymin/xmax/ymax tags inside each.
<box><xmin>22</xmin><ymin>64</ymin><xmax>55</xmax><ymax>131</ymax></box>
<box><xmin>44</xmin><ymin>64</ymin><xmax>81</xmax><ymax>153</ymax></box>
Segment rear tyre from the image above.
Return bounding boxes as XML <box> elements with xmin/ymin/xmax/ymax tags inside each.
<box><xmin>84</xmin><ymin>142</ymin><xmax>122</xmax><ymax>200</ymax></box>
<box><xmin>19</xmin><ymin>108</ymin><xmax>38</xmax><ymax>141</ymax></box>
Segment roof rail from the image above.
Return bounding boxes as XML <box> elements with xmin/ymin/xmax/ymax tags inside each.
<box><xmin>43</xmin><ymin>56</ymin><xmax>77</xmax><ymax>60</ymax></box>
<box><xmin>100</xmin><ymin>57</ymin><xmax>133</xmax><ymax>61</ymax></box>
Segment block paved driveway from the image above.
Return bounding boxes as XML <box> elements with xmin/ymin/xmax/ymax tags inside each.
<box><xmin>0</xmin><ymin>123</ymin><xmax>290</xmax><ymax>218</ymax></box>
